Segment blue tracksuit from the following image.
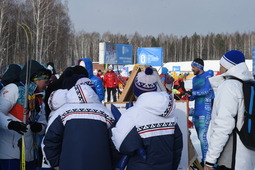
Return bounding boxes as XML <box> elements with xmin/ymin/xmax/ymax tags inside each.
<box><xmin>189</xmin><ymin>70</ymin><xmax>214</xmax><ymax>162</ymax></box>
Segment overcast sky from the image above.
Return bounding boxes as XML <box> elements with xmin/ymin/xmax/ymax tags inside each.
<box><xmin>67</xmin><ymin>0</ymin><xmax>255</xmax><ymax>37</ymax></box>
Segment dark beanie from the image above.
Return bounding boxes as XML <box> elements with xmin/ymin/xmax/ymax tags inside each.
<box><xmin>73</xmin><ymin>65</ymin><xmax>89</xmax><ymax>78</ymax></box>
<box><xmin>62</xmin><ymin>72</ymin><xmax>85</xmax><ymax>90</ymax></box>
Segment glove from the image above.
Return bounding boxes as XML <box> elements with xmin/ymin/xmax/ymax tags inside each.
<box><xmin>30</xmin><ymin>122</ymin><xmax>42</xmax><ymax>133</ymax></box>
<box><xmin>8</xmin><ymin>121</ymin><xmax>28</xmax><ymax>135</ymax></box>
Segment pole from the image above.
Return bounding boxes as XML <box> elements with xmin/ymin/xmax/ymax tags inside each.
<box><xmin>18</xmin><ymin>23</ymin><xmax>32</xmax><ymax>170</ymax></box>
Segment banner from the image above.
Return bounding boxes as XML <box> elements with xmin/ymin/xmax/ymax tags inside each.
<box><xmin>105</xmin><ymin>42</ymin><xmax>117</xmax><ymax>64</ymax></box>
<box><xmin>99</xmin><ymin>42</ymin><xmax>133</xmax><ymax>65</ymax></box>
<box><xmin>137</xmin><ymin>47</ymin><xmax>163</xmax><ymax>66</ymax></box>
<box><xmin>172</xmin><ymin>66</ymin><xmax>181</xmax><ymax>72</ymax></box>
<box><xmin>116</xmin><ymin>44</ymin><xmax>133</xmax><ymax>64</ymax></box>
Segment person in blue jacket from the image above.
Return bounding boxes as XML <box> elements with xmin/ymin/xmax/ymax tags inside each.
<box><xmin>160</xmin><ymin>67</ymin><xmax>174</xmax><ymax>93</ymax></box>
<box><xmin>78</xmin><ymin>58</ymin><xmax>105</xmax><ymax>102</ymax></box>
<box><xmin>189</xmin><ymin>58</ymin><xmax>214</xmax><ymax>165</ymax></box>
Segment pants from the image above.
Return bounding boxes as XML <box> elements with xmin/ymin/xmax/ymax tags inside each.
<box><xmin>192</xmin><ymin>114</ymin><xmax>211</xmax><ymax>162</ymax></box>
<box><xmin>107</xmin><ymin>87</ymin><xmax>117</xmax><ymax>102</ymax></box>
<box><xmin>0</xmin><ymin>159</ymin><xmax>35</xmax><ymax>170</ymax></box>
<box><xmin>216</xmin><ymin>165</ymin><xmax>232</xmax><ymax>170</ymax></box>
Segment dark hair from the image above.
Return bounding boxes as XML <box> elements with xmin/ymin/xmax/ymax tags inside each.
<box><xmin>73</xmin><ymin>65</ymin><xmax>88</xmax><ymax>77</ymax></box>
<box><xmin>193</xmin><ymin>58</ymin><xmax>204</xmax><ymax>66</ymax></box>
<box><xmin>62</xmin><ymin>74</ymin><xmax>85</xmax><ymax>90</ymax></box>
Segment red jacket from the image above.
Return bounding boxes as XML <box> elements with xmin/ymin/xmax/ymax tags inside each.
<box><xmin>104</xmin><ymin>71</ymin><xmax>118</xmax><ymax>88</ymax></box>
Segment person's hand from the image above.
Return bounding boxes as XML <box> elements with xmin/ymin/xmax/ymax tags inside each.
<box><xmin>30</xmin><ymin>122</ymin><xmax>42</xmax><ymax>133</ymax></box>
<box><xmin>8</xmin><ymin>121</ymin><xmax>28</xmax><ymax>135</ymax></box>
<box><xmin>204</xmin><ymin>165</ymin><xmax>215</xmax><ymax>170</ymax></box>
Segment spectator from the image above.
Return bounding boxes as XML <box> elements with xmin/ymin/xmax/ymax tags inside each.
<box><xmin>0</xmin><ymin>64</ymin><xmax>22</xmax><ymax>90</ymax></box>
<box><xmin>97</xmin><ymin>69</ymin><xmax>104</xmax><ymax>83</ymax></box>
<box><xmin>43</xmin><ymin>84</ymin><xmax>115</xmax><ymax>170</ymax></box>
<box><xmin>111</xmin><ymin>67</ymin><xmax>183</xmax><ymax>170</ymax></box>
<box><xmin>46</xmin><ymin>62</ymin><xmax>58</xmax><ymax>83</ymax></box>
<box><xmin>78</xmin><ymin>58</ymin><xmax>105</xmax><ymax>102</ymax></box>
<box><xmin>44</xmin><ymin>65</ymin><xmax>88</xmax><ymax>120</ymax></box>
<box><xmin>173</xmin><ymin>74</ymin><xmax>187</xmax><ymax>100</ymax></box>
<box><xmin>0</xmin><ymin>60</ymin><xmax>51</xmax><ymax>170</ymax></box>
<box><xmin>204</xmin><ymin>50</ymin><xmax>255</xmax><ymax>170</ymax></box>
<box><xmin>104</xmin><ymin>65</ymin><xmax>118</xmax><ymax>102</ymax></box>
<box><xmin>117</xmin><ymin>69</ymin><xmax>129</xmax><ymax>95</ymax></box>
<box><xmin>160</xmin><ymin>67</ymin><xmax>174</xmax><ymax>93</ymax></box>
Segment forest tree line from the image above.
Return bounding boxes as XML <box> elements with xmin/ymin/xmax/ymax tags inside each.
<box><xmin>1</xmin><ymin>0</ymin><xmax>255</xmax><ymax>73</ymax></box>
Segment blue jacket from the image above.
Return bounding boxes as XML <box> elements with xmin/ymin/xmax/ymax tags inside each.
<box><xmin>78</xmin><ymin>58</ymin><xmax>105</xmax><ymax>101</ymax></box>
<box><xmin>190</xmin><ymin>70</ymin><xmax>214</xmax><ymax>116</ymax></box>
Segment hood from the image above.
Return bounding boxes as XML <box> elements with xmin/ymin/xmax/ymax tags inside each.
<box><xmin>78</xmin><ymin>58</ymin><xmax>93</xmax><ymax>78</ymax></box>
<box><xmin>1</xmin><ymin>64</ymin><xmax>23</xmax><ymax>86</ymax></box>
<box><xmin>161</xmin><ymin>67</ymin><xmax>168</xmax><ymax>75</ymax></box>
<box><xmin>48</xmin><ymin>89</ymin><xmax>68</xmax><ymax>111</ymax></box>
<box><xmin>19</xmin><ymin>60</ymin><xmax>51</xmax><ymax>84</ymax></box>
<box><xmin>222</xmin><ymin>62</ymin><xmax>253</xmax><ymax>81</ymax></box>
<box><xmin>209</xmin><ymin>62</ymin><xmax>254</xmax><ymax>89</ymax></box>
<box><xmin>66</xmin><ymin>84</ymin><xmax>100</xmax><ymax>104</ymax></box>
<box><xmin>135</xmin><ymin>91</ymin><xmax>175</xmax><ymax>117</ymax></box>
<box><xmin>75</xmin><ymin>77</ymin><xmax>96</xmax><ymax>92</ymax></box>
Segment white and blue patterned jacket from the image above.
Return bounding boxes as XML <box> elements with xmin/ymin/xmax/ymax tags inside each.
<box><xmin>43</xmin><ymin>84</ymin><xmax>115</xmax><ymax>170</ymax></box>
<box><xmin>112</xmin><ymin>91</ymin><xmax>183</xmax><ymax>170</ymax></box>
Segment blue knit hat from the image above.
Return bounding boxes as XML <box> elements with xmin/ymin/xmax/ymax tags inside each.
<box><xmin>133</xmin><ymin>67</ymin><xmax>157</xmax><ymax>97</ymax></box>
<box><xmin>220</xmin><ymin>50</ymin><xmax>245</xmax><ymax>69</ymax></box>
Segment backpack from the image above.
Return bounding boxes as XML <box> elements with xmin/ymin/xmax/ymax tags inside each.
<box><xmin>231</xmin><ymin>77</ymin><xmax>255</xmax><ymax>150</ymax></box>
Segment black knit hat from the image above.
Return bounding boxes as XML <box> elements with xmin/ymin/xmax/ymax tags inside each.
<box><xmin>19</xmin><ymin>60</ymin><xmax>51</xmax><ymax>83</ymax></box>
<box><xmin>62</xmin><ymin>74</ymin><xmax>84</xmax><ymax>90</ymax></box>
<box><xmin>73</xmin><ymin>65</ymin><xmax>88</xmax><ymax>78</ymax></box>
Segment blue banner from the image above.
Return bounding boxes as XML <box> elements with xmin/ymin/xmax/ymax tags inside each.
<box><xmin>116</xmin><ymin>44</ymin><xmax>133</xmax><ymax>64</ymax></box>
<box><xmin>172</xmin><ymin>66</ymin><xmax>181</xmax><ymax>72</ymax></box>
<box><xmin>137</xmin><ymin>47</ymin><xmax>163</xmax><ymax>66</ymax></box>
<box><xmin>105</xmin><ymin>42</ymin><xmax>117</xmax><ymax>64</ymax></box>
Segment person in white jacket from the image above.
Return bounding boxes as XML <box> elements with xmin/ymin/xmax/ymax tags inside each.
<box><xmin>43</xmin><ymin>84</ymin><xmax>115</xmax><ymax>170</ymax></box>
<box><xmin>111</xmin><ymin>67</ymin><xmax>183</xmax><ymax>170</ymax></box>
<box><xmin>204</xmin><ymin>50</ymin><xmax>255</xmax><ymax>170</ymax></box>
<box><xmin>0</xmin><ymin>60</ymin><xmax>51</xmax><ymax>170</ymax></box>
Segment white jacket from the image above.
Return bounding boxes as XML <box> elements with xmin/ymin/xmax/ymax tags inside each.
<box><xmin>0</xmin><ymin>83</ymin><xmax>47</xmax><ymax>161</ymax></box>
<box><xmin>206</xmin><ymin>63</ymin><xmax>255</xmax><ymax>169</ymax></box>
